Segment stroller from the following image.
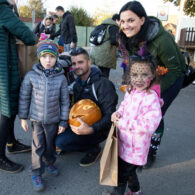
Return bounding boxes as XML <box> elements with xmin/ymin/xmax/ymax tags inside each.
<box><xmin>56</xmin><ymin>52</ymin><xmax>76</xmax><ymax>154</ymax></box>
<box><xmin>58</xmin><ymin>53</ymin><xmax>76</xmax><ymax>104</ymax></box>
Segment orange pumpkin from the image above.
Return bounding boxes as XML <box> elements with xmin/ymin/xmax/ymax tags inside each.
<box><xmin>120</xmin><ymin>85</ymin><xmax>128</xmax><ymax>93</ymax></box>
<box><xmin>69</xmin><ymin>99</ymin><xmax>102</xmax><ymax>127</ymax></box>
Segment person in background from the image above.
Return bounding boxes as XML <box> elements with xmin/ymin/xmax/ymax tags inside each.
<box><xmin>51</xmin><ymin>14</ymin><xmax>59</xmax><ymax>34</ymax></box>
<box><xmin>0</xmin><ymin>0</ymin><xmax>36</xmax><ymax>173</ymax></box>
<box><xmin>112</xmin><ymin>13</ymin><xmax>120</xmax><ymax>26</ymax></box>
<box><xmin>90</xmin><ymin>15</ymin><xmax>119</xmax><ymax>79</ymax></box>
<box><xmin>33</xmin><ymin>15</ymin><xmax>55</xmax><ymax>39</ymax></box>
<box><xmin>19</xmin><ymin>40</ymin><xmax>69</xmax><ymax>191</ymax></box>
<box><xmin>119</xmin><ymin>1</ymin><xmax>185</xmax><ymax>168</ymax></box>
<box><xmin>50</xmin><ymin>6</ymin><xmax>77</xmax><ymax>52</ymax></box>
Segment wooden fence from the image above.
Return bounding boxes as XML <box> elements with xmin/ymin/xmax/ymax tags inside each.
<box><xmin>179</xmin><ymin>27</ymin><xmax>195</xmax><ymax>48</ymax></box>
<box><xmin>24</xmin><ymin>22</ymin><xmax>94</xmax><ymax>47</ymax></box>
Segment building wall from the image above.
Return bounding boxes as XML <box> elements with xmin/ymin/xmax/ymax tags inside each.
<box><xmin>162</xmin><ymin>15</ymin><xmax>195</xmax><ymax>29</ymax></box>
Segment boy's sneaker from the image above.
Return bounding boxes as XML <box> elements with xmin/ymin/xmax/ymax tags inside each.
<box><xmin>56</xmin><ymin>146</ymin><xmax>64</xmax><ymax>155</ymax></box>
<box><xmin>0</xmin><ymin>156</ymin><xmax>24</xmax><ymax>173</ymax></box>
<box><xmin>79</xmin><ymin>147</ymin><xmax>101</xmax><ymax>167</ymax></box>
<box><xmin>7</xmin><ymin>140</ymin><xmax>31</xmax><ymax>154</ymax></box>
<box><xmin>32</xmin><ymin>175</ymin><xmax>45</xmax><ymax>192</ymax></box>
<box><xmin>45</xmin><ymin>164</ymin><xmax>59</xmax><ymax>176</ymax></box>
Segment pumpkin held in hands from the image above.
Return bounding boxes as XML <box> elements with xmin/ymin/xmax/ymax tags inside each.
<box><xmin>69</xmin><ymin>99</ymin><xmax>102</xmax><ymax>127</ymax></box>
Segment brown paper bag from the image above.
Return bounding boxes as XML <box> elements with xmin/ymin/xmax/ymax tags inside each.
<box><xmin>100</xmin><ymin>124</ymin><xmax>118</xmax><ymax>186</ymax></box>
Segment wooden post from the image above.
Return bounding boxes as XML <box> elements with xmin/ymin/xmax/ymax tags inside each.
<box><xmin>16</xmin><ymin>41</ymin><xmax>37</xmax><ymax>80</ymax></box>
<box><xmin>175</xmin><ymin>0</ymin><xmax>185</xmax><ymax>43</ymax></box>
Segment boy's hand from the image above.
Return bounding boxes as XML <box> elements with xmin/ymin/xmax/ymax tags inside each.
<box><xmin>58</xmin><ymin>126</ymin><xmax>66</xmax><ymax>134</ymax></box>
<box><xmin>21</xmin><ymin>119</ymin><xmax>29</xmax><ymax>132</ymax></box>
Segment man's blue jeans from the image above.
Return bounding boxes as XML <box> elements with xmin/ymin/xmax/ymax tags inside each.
<box><xmin>55</xmin><ymin>127</ymin><xmax>102</xmax><ymax>153</ymax></box>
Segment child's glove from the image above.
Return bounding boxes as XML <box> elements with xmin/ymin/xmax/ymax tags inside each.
<box><xmin>39</xmin><ymin>33</ymin><xmax>48</xmax><ymax>41</ymax></box>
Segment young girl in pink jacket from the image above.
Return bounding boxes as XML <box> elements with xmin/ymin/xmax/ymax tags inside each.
<box><xmin>110</xmin><ymin>54</ymin><xmax>163</xmax><ymax>195</ymax></box>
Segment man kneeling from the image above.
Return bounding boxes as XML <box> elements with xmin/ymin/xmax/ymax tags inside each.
<box><xmin>56</xmin><ymin>47</ymin><xmax>118</xmax><ymax>167</ymax></box>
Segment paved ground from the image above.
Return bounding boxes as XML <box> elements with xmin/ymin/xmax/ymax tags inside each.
<box><xmin>0</xmin><ymin>59</ymin><xmax>195</xmax><ymax>195</ymax></box>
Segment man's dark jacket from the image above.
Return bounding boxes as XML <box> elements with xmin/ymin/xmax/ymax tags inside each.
<box><xmin>73</xmin><ymin>67</ymin><xmax>118</xmax><ymax>141</ymax></box>
<box><xmin>51</xmin><ymin>11</ymin><xmax>77</xmax><ymax>44</ymax></box>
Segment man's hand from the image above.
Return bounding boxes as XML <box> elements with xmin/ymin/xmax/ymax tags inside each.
<box><xmin>21</xmin><ymin>119</ymin><xmax>29</xmax><ymax>132</ymax></box>
<box><xmin>58</xmin><ymin>126</ymin><xmax>66</xmax><ymax>134</ymax></box>
<box><xmin>70</xmin><ymin>118</ymin><xmax>93</xmax><ymax>135</ymax></box>
<box><xmin>70</xmin><ymin>42</ymin><xmax>75</xmax><ymax>49</ymax></box>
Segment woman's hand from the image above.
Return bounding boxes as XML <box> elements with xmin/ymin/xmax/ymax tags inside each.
<box><xmin>21</xmin><ymin>119</ymin><xmax>29</xmax><ymax>132</ymax></box>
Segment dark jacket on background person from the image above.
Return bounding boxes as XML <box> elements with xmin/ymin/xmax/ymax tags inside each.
<box><xmin>0</xmin><ymin>0</ymin><xmax>36</xmax><ymax>117</ymax></box>
<box><xmin>73</xmin><ymin>67</ymin><xmax>118</xmax><ymax>141</ymax></box>
<box><xmin>90</xmin><ymin>18</ymin><xmax>119</xmax><ymax>69</ymax></box>
<box><xmin>51</xmin><ymin>11</ymin><xmax>77</xmax><ymax>44</ymax></box>
<box><xmin>33</xmin><ymin>17</ymin><xmax>56</xmax><ymax>39</ymax></box>
<box><xmin>18</xmin><ymin>63</ymin><xmax>69</xmax><ymax>127</ymax></box>
<box><xmin>122</xmin><ymin>16</ymin><xmax>185</xmax><ymax>93</ymax></box>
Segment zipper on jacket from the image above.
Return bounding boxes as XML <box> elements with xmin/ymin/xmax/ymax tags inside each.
<box><xmin>44</xmin><ymin>75</ymin><xmax>48</xmax><ymax>123</ymax></box>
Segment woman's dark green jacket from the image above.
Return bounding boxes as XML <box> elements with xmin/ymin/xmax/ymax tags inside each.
<box><xmin>0</xmin><ymin>0</ymin><xmax>36</xmax><ymax>117</ymax></box>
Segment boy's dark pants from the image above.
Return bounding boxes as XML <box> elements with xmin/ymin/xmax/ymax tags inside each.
<box><xmin>112</xmin><ymin>157</ymin><xmax>140</xmax><ymax>195</ymax></box>
<box><xmin>31</xmin><ymin>122</ymin><xmax>58</xmax><ymax>176</ymax></box>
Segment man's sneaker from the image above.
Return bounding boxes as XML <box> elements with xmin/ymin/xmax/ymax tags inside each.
<box><xmin>143</xmin><ymin>154</ymin><xmax>156</xmax><ymax>169</ymax></box>
<box><xmin>79</xmin><ymin>147</ymin><xmax>101</xmax><ymax>167</ymax></box>
<box><xmin>0</xmin><ymin>156</ymin><xmax>24</xmax><ymax>173</ymax></box>
<box><xmin>7</xmin><ymin>140</ymin><xmax>31</xmax><ymax>154</ymax></box>
<box><xmin>45</xmin><ymin>164</ymin><xmax>59</xmax><ymax>176</ymax></box>
<box><xmin>32</xmin><ymin>175</ymin><xmax>45</xmax><ymax>192</ymax></box>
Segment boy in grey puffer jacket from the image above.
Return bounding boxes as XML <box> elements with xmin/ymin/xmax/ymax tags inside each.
<box><xmin>18</xmin><ymin>39</ymin><xmax>69</xmax><ymax>192</ymax></box>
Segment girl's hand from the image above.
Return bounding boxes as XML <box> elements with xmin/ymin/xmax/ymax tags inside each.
<box><xmin>21</xmin><ymin>119</ymin><xmax>29</xmax><ymax>132</ymax></box>
<box><xmin>58</xmin><ymin>126</ymin><xmax>66</xmax><ymax>134</ymax></box>
<box><xmin>111</xmin><ymin>112</ymin><xmax>121</xmax><ymax>123</ymax></box>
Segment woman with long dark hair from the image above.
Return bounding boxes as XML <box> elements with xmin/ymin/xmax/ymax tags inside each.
<box><xmin>119</xmin><ymin>1</ymin><xmax>185</xmax><ymax>168</ymax></box>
